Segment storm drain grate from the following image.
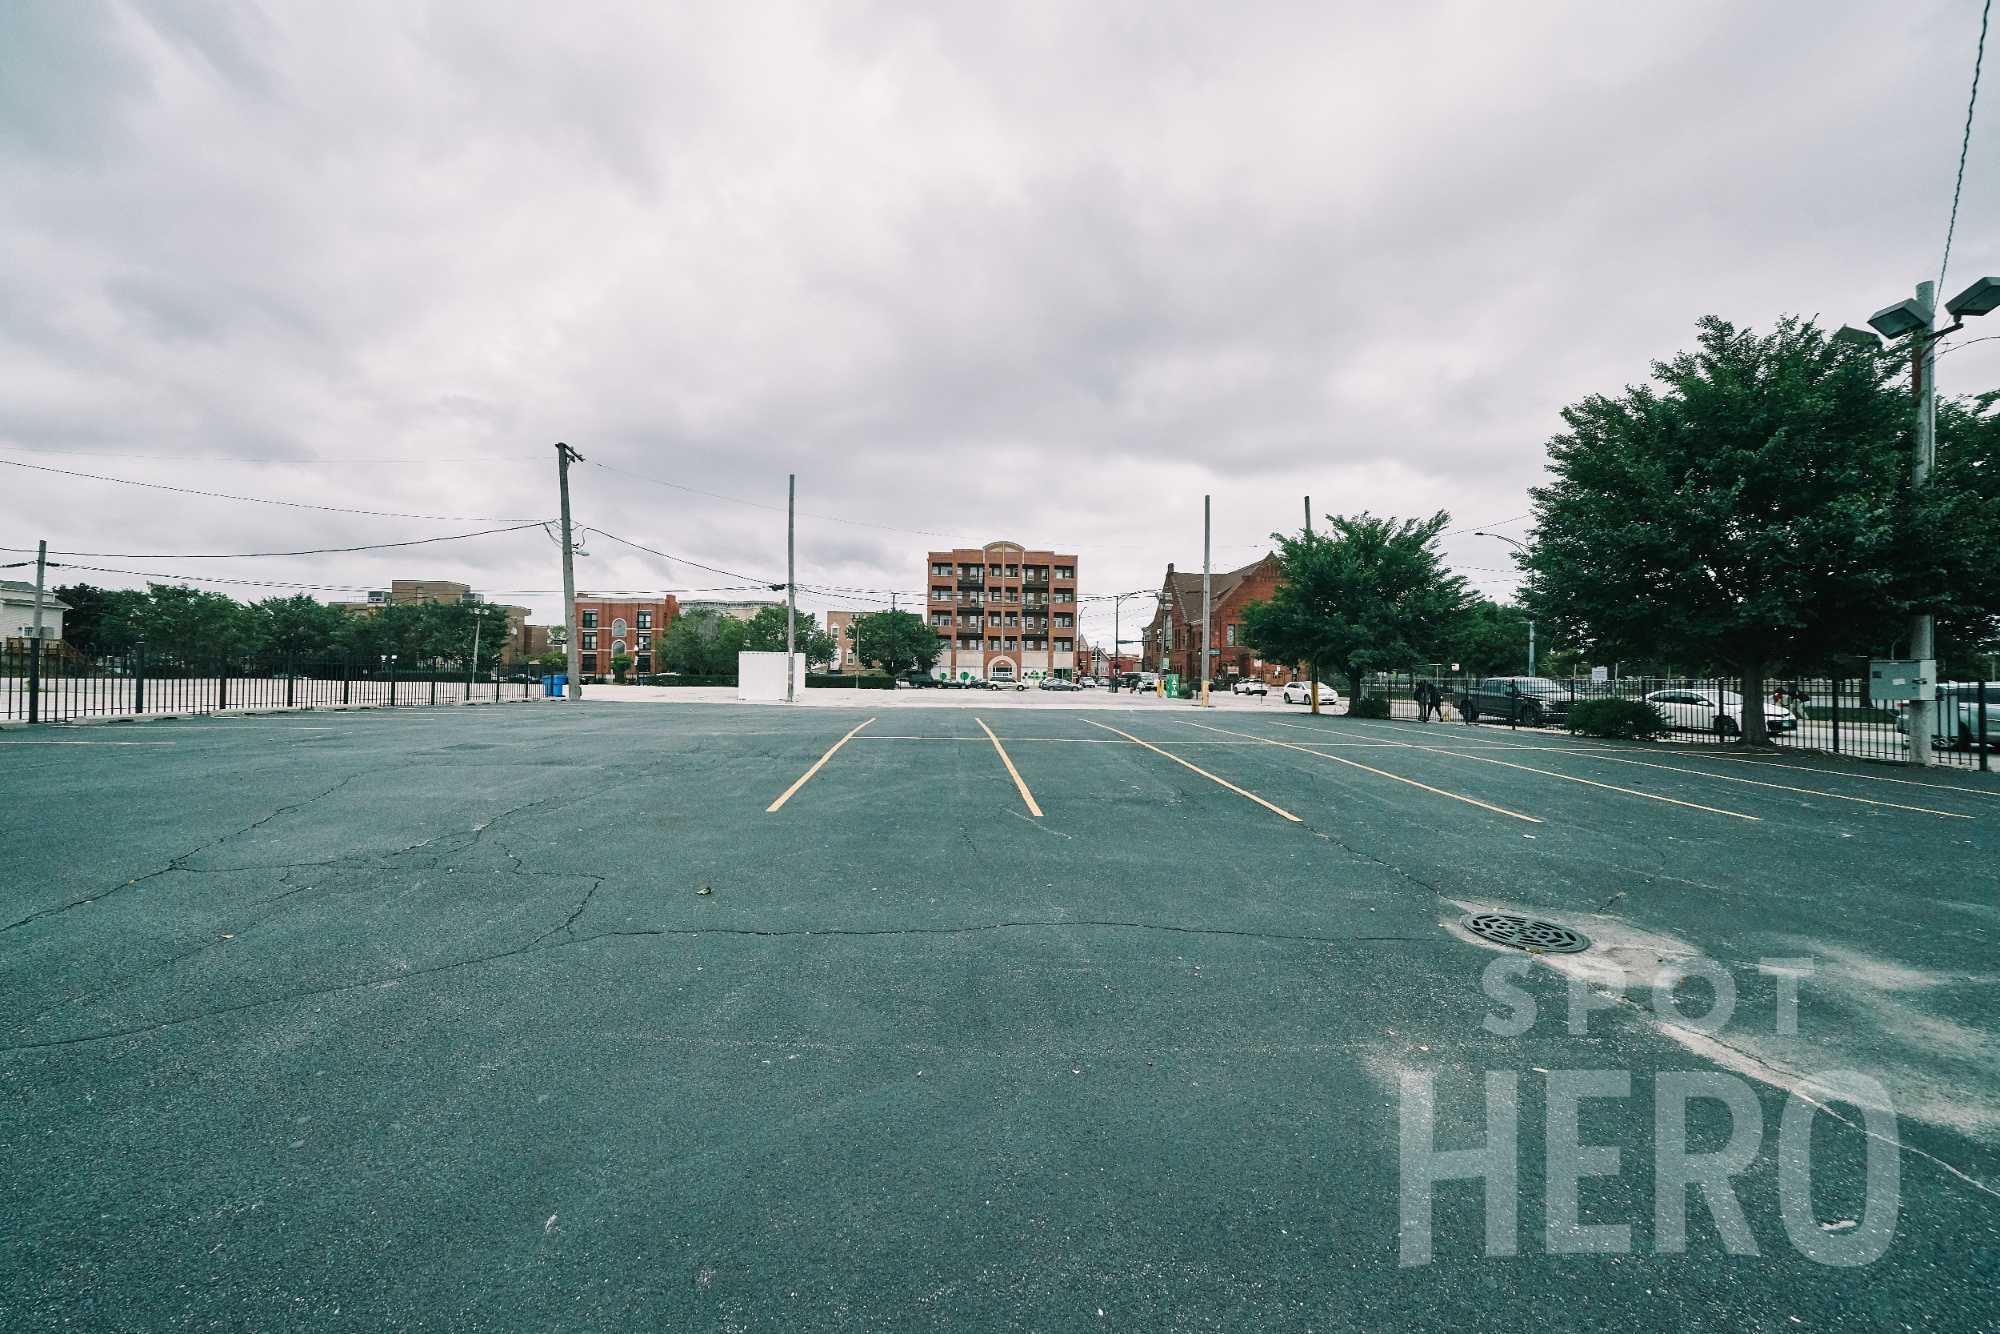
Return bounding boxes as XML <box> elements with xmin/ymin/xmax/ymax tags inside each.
<box><xmin>1461</xmin><ymin>912</ymin><xmax>1590</xmax><ymax>954</ymax></box>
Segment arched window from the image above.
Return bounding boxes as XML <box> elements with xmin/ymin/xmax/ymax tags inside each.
<box><xmin>612</xmin><ymin>639</ymin><xmax>628</xmax><ymax>656</ymax></box>
<box><xmin>611</xmin><ymin>617</ymin><xmax>629</xmax><ymax>636</ymax></box>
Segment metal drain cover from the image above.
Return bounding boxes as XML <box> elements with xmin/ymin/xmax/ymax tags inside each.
<box><xmin>1461</xmin><ymin>912</ymin><xmax>1590</xmax><ymax>954</ymax></box>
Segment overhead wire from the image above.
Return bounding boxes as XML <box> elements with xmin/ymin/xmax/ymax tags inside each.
<box><xmin>1</xmin><ymin>520</ymin><xmax>555</xmax><ymax>561</ymax></box>
<box><xmin>0</xmin><ymin>457</ymin><xmax>540</xmax><ymax>523</ymax></box>
<box><xmin>1938</xmin><ymin>0</ymin><xmax>1992</xmax><ymax>296</ymax></box>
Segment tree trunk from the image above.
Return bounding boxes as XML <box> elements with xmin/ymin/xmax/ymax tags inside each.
<box><xmin>1741</xmin><ymin>660</ymin><xmax>1769</xmax><ymax>746</ymax></box>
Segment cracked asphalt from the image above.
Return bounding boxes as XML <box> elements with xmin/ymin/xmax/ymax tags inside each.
<box><xmin>2</xmin><ymin>702</ymin><xmax>1998</xmax><ymax>1331</ymax></box>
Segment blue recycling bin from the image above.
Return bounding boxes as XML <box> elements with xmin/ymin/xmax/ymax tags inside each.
<box><xmin>545</xmin><ymin>674</ymin><xmax>566</xmax><ymax>698</ymax></box>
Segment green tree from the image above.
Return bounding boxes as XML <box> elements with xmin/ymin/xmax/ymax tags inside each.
<box><xmin>250</xmin><ymin>594</ymin><xmax>350</xmax><ymax>666</ymax></box>
<box><xmin>740</xmin><ymin>606</ymin><xmax>837</xmax><ymax>666</ymax></box>
<box><xmin>1446</xmin><ymin>598</ymin><xmax>1533</xmax><ymax>677</ymax></box>
<box><xmin>1521</xmin><ymin>315</ymin><xmax>2000</xmax><ymax>743</ymax></box>
<box><xmin>1241</xmin><ymin>512</ymin><xmax>1470</xmax><ymax>707</ymax></box>
<box><xmin>847</xmin><ymin>609</ymin><xmax>941</xmax><ymax>676</ymax></box>
<box><xmin>51</xmin><ymin>584</ymin><xmax>148</xmax><ymax>655</ymax></box>
<box><xmin>659</xmin><ymin>608</ymin><xmax>747</xmax><ymax>675</ymax></box>
<box><xmin>1933</xmin><ymin>391</ymin><xmax>2000</xmax><ymax>674</ymax></box>
<box><xmin>137</xmin><ymin>584</ymin><xmax>259</xmax><ymax>668</ymax></box>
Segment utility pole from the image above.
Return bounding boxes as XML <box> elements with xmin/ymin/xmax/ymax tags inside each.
<box><xmin>1908</xmin><ymin>280</ymin><xmax>1939</xmax><ymax>766</ymax></box>
<box><xmin>1200</xmin><ymin>495</ymin><xmax>1213</xmax><ymax>706</ymax></box>
<box><xmin>555</xmin><ymin>442</ymin><xmax>584</xmax><ymax>701</ymax></box>
<box><xmin>1528</xmin><ymin>619</ymin><xmax>1536</xmax><ymax>677</ymax></box>
<box><xmin>1305</xmin><ymin>497</ymin><xmax>1320</xmax><ymax>716</ymax></box>
<box><xmin>469</xmin><ymin>605</ymin><xmax>486</xmax><ymax>691</ymax></box>
<box><xmin>27</xmin><ymin>539</ymin><xmax>47</xmax><ymax>724</ymax></box>
<box><xmin>1112</xmin><ymin>593</ymin><xmax>1122</xmax><ymax>692</ymax></box>
<box><xmin>786</xmin><ymin>473</ymin><xmax>797</xmax><ymax>704</ymax></box>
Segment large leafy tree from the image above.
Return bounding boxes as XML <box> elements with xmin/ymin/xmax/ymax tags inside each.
<box><xmin>846</xmin><ymin>609</ymin><xmax>941</xmax><ymax>675</ymax></box>
<box><xmin>1521</xmin><ymin>315</ymin><xmax>2000</xmax><ymax>743</ymax></box>
<box><xmin>740</xmin><ymin>605</ymin><xmax>837</xmax><ymax>667</ymax></box>
<box><xmin>659</xmin><ymin>608</ymin><xmax>748</xmax><ymax>675</ymax></box>
<box><xmin>1241</xmin><ymin>512</ymin><xmax>1470</xmax><ymax>706</ymax></box>
<box><xmin>1445</xmin><ymin>598</ymin><xmax>1533</xmax><ymax>677</ymax></box>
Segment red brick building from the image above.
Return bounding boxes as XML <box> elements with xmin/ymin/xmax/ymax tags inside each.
<box><xmin>925</xmin><ymin>542</ymin><xmax>1079</xmax><ymax>682</ymax></box>
<box><xmin>1141</xmin><ymin>555</ymin><xmax>1301</xmax><ymax>688</ymax></box>
<box><xmin>572</xmin><ymin>594</ymin><xmax>679</xmax><ymax>677</ymax></box>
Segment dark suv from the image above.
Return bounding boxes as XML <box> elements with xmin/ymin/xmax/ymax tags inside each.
<box><xmin>1455</xmin><ymin>676</ymin><xmax>1574</xmax><ymax>727</ymax></box>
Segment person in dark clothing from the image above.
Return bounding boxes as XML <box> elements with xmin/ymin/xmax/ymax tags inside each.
<box><xmin>1414</xmin><ymin>680</ymin><xmax>1438</xmax><ymax>722</ymax></box>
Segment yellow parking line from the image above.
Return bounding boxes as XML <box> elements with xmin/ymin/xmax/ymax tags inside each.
<box><xmin>766</xmin><ymin>717</ymin><xmax>875</xmax><ymax>812</ymax></box>
<box><xmin>1177</xmin><ymin>720</ymin><xmax>1543</xmax><ymax>824</ymax></box>
<box><xmin>977</xmin><ymin>717</ymin><xmax>1043</xmax><ymax>817</ymax></box>
<box><xmin>1085</xmin><ymin>719</ymin><xmax>1302</xmax><ymax>823</ymax></box>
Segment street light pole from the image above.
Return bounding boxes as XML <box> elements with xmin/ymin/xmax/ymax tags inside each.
<box><xmin>555</xmin><ymin>441</ymin><xmax>584</xmax><ymax>701</ymax></box>
<box><xmin>1472</xmin><ymin>531</ymin><xmax>1534</xmax><ymax>675</ymax></box>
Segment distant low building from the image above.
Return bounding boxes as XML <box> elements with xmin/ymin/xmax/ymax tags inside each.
<box><xmin>1142</xmin><ymin>555</ymin><xmax>1298</xmax><ymax>687</ymax></box>
<box><xmin>1</xmin><ymin>580</ymin><xmax>68</xmax><ymax>645</ymax></box>
<box><xmin>328</xmin><ymin>579</ymin><xmax>531</xmax><ymax>662</ymax></box>
<box><xmin>823</xmin><ymin>609</ymin><xmax>863</xmax><ymax>671</ymax></box>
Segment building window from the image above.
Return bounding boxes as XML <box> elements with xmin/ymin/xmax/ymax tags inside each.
<box><xmin>988</xmin><ymin>638</ymin><xmax>1000</xmax><ymax>651</ymax></box>
<box><xmin>932</xmin><ymin>563</ymin><xmax>950</xmax><ymax>577</ymax></box>
<box><xmin>611</xmin><ymin>617</ymin><xmax>628</xmax><ymax>636</ymax></box>
<box><xmin>1005</xmin><ymin>565</ymin><xmax>1018</xmax><ymax>577</ymax></box>
<box><xmin>612</xmin><ymin>639</ymin><xmax>627</xmax><ymax>656</ymax></box>
<box><xmin>932</xmin><ymin>586</ymin><xmax>951</xmax><ymax>602</ymax></box>
<box><xmin>581</xmin><ymin>653</ymin><xmax>598</xmax><ymax>672</ymax></box>
<box><xmin>1226</xmin><ymin>623</ymin><xmax>1237</xmax><ymax>646</ymax></box>
<box><xmin>1055</xmin><ymin>566</ymin><xmax>1073</xmax><ymax>579</ymax></box>
<box><xmin>988</xmin><ymin>564</ymin><xmax>1001</xmax><ymax>577</ymax></box>
<box><xmin>1005</xmin><ymin>637</ymin><xmax>1018</xmax><ymax>651</ymax></box>
<box><xmin>1056</xmin><ymin>638</ymin><xmax>1073</xmax><ymax>651</ymax></box>
<box><xmin>637</xmin><ymin>611</ymin><xmax>652</xmax><ymax>629</ymax></box>
<box><xmin>933</xmin><ymin>614</ymin><xmax>950</xmax><ymax>627</ymax></box>
<box><xmin>1055</xmin><ymin>614</ymin><xmax>1072</xmax><ymax>628</ymax></box>
<box><xmin>581</xmin><ymin>610</ymin><xmax>598</xmax><ymax>629</ymax></box>
<box><xmin>582</xmin><ymin>631</ymin><xmax>598</xmax><ymax>651</ymax></box>
<box><xmin>637</xmin><ymin>632</ymin><xmax>651</xmax><ymax>650</ymax></box>
<box><xmin>636</xmin><ymin>654</ymin><xmax>652</xmax><ymax>672</ymax></box>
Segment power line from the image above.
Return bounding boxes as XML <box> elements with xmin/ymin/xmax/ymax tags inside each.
<box><xmin>0</xmin><ymin>444</ymin><xmax>526</xmax><ymax>465</ymax></box>
<box><xmin>581</xmin><ymin>526</ymin><xmax>782</xmax><ymax>587</ymax></box>
<box><xmin>1939</xmin><ymin>0</ymin><xmax>1992</xmax><ymax>296</ymax></box>
<box><xmin>0</xmin><ymin>457</ymin><xmax>540</xmax><ymax>522</ymax></box>
<box><xmin>2</xmin><ymin>520</ymin><xmax>554</xmax><ymax>561</ymax></box>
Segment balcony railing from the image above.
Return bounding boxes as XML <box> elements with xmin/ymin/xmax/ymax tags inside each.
<box><xmin>956</xmin><ymin>575</ymin><xmax>984</xmax><ymax>589</ymax></box>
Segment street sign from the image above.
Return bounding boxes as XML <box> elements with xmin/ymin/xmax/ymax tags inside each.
<box><xmin>1590</xmin><ymin>666</ymin><xmax>1608</xmax><ymax>684</ymax></box>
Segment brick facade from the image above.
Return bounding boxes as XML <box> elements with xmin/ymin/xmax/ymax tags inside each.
<box><xmin>925</xmin><ymin>542</ymin><xmax>1079</xmax><ymax>682</ymax></box>
<box><xmin>1141</xmin><ymin>555</ymin><xmax>1301</xmax><ymax>687</ymax></box>
<box><xmin>572</xmin><ymin>594</ymin><xmax>679</xmax><ymax>677</ymax></box>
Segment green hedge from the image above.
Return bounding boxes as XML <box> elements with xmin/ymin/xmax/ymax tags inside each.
<box><xmin>637</xmin><ymin>674</ymin><xmax>737</xmax><ymax>687</ymax></box>
<box><xmin>806</xmin><ymin>675</ymin><xmax>895</xmax><ymax>690</ymax></box>
<box><xmin>1346</xmin><ymin>695</ymin><xmax>1391</xmax><ymax>719</ymax></box>
<box><xmin>1565</xmin><ymin>697</ymin><xmax>1669</xmax><ymax>739</ymax></box>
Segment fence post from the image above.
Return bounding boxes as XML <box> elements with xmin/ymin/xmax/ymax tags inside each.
<box><xmin>285</xmin><ymin>654</ymin><xmax>296</xmax><ymax>708</ymax></box>
<box><xmin>388</xmin><ymin>658</ymin><xmax>398</xmax><ymax>707</ymax></box>
<box><xmin>1831</xmin><ymin>676</ymin><xmax>1841</xmax><ymax>754</ymax></box>
<box><xmin>1979</xmin><ymin>679</ymin><xmax>1989</xmax><ymax>773</ymax></box>
<box><xmin>26</xmin><ymin>636</ymin><xmax>41</xmax><ymax>724</ymax></box>
<box><xmin>429</xmin><ymin>671</ymin><xmax>437</xmax><ymax>707</ymax></box>
<box><xmin>341</xmin><ymin>655</ymin><xmax>351</xmax><ymax>705</ymax></box>
<box><xmin>133</xmin><ymin>641</ymin><xmax>147</xmax><ymax>714</ymax></box>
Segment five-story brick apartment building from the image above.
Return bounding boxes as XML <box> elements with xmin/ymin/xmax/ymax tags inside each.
<box><xmin>572</xmin><ymin>594</ymin><xmax>679</xmax><ymax>678</ymax></box>
<box><xmin>925</xmin><ymin>542</ymin><xmax>1079</xmax><ymax>682</ymax></box>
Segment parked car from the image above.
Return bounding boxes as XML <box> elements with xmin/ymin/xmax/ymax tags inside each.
<box><xmin>897</xmin><ymin>672</ymin><xmax>939</xmax><ymax>689</ymax></box>
<box><xmin>1894</xmin><ymin>683</ymin><xmax>2000</xmax><ymax>750</ymax></box>
<box><xmin>1454</xmin><ymin>676</ymin><xmax>1576</xmax><ymax>727</ymax></box>
<box><xmin>1038</xmin><ymin>678</ymin><xmax>1082</xmax><ymax>692</ymax></box>
<box><xmin>1280</xmin><ymin>680</ymin><xmax>1341</xmax><ymax>707</ymax></box>
<box><xmin>1079</xmin><ymin>677</ymin><xmax>1099</xmax><ymax>688</ymax></box>
<box><xmin>1641</xmin><ymin>687</ymin><xmax>1797</xmax><ymax>736</ymax></box>
<box><xmin>1231</xmin><ymin>679</ymin><xmax>1268</xmax><ymax>696</ymax></box>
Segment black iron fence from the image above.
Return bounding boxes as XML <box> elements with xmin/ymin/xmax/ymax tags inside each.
<box><xmin>3</xmin><ymin>642</ymin><xmax>552</xmax><ymax>725</ymax></box>
<box><xmin>1358</xmin><ymin>671</ymin><xmax>1994</xmax><ymax>772</ymax></box>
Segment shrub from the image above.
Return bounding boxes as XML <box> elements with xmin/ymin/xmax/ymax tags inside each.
<box><xmin>638</xmin><ymin>673</ymin><xmax>738</xmax><ymax>687</ymax></box>
<box><xmin>805</xmin><ymin>675</ymin><xmax>895</xmax><ymax>690</ymax></box>
<box><xmin>1346</xmin><ymin>695</ymin><xmax>1391</xmax><ymax>719</ymax></box>
<box><xmin>1566</xmin><ymin>697</ymin><xmax>1669</xmax><ymax>740</ymax></box>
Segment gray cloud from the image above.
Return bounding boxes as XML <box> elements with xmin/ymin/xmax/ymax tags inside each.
<box><xmin>2</xmin><ymin>0</ymin><xmax>1994</xmax><ymax>634</ymax></box>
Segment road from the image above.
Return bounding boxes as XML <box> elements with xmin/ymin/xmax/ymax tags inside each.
<box><xmin>2</xmin><ymin>704</ymin><xmax>1996</xmax><ymax>1330</ymax></box>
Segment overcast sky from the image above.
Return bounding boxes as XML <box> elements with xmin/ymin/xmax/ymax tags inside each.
<box><xmin>3</xmin><ymin>1</ymin><xmax>1995</xmax><ymax>646</ymax></box>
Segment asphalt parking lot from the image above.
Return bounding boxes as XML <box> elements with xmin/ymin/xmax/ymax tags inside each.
<box><xmin>3</xmin><ymin>703</ymin><xmax>1997</xmax><ymax>1330</ymax></box>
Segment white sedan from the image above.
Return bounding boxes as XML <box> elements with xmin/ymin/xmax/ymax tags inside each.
<box><xmin>1231</xmin><ymin>679</ymin><xmax>1268</xmax><ymax>696</ymax></box>
<box><xmin>1642</xmin><ymin>688</ymin><xmax>1799</xmax><ymax>736</ymax></box>
<box><xmin>1281</xmin><ymin>680</ymin><xmax>1341</xmax><ymax>707</ymax></box>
